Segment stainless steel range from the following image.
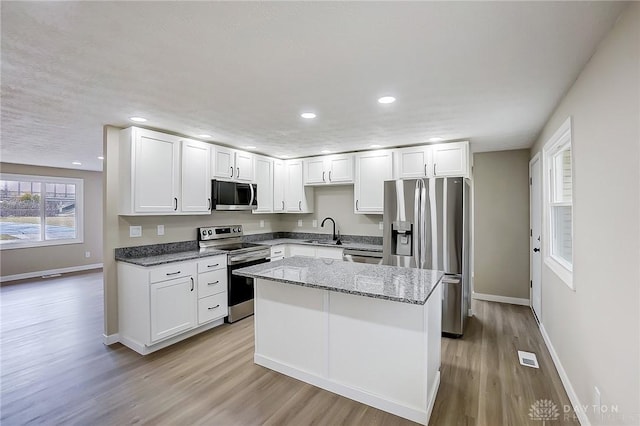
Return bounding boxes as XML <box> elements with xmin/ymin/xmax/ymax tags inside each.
<box><xmin>198</xmin><ymin>225</ymin><xmax>270</xmax><ymax>323</ymax></box>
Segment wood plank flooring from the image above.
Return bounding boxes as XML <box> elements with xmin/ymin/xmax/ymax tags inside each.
<box><xmin>1</xmin><ymin>272</ymin><xmax>578</xmax><ymax>425</ymax></box>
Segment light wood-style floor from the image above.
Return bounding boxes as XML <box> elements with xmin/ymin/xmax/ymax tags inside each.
<box><xmin>1</xmin><ymin>271</ymin><xmax>578</xmax><ymax>425</ymax></box>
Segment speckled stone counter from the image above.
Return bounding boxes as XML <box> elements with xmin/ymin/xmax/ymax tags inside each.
<box><xmin>254</xmin><ymin>238</ymin><xmax>383</xmax><ymax>252</ymax></box>
<box><xmin>234</xmin><ymin>256</ymin><xmax>443</xmax><ymax>305</ymax></box>
<box><xmin>115</xmin><ymin>248</ymin><xmax>226</xmax><ymax>267</ymax></box>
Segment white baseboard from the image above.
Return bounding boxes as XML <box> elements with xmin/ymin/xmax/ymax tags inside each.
<box><xmin>539</xmin><ymin>324</ymin><xmax>590</xmax><ymax>425</ymax></box>
<box><xmin>103</xmin><ymin>333</ymin><xmax>120</xmax><ymax>346</ymax></box>
<box><xmin>255</xmin><ymin>353</ymin><xmax>436</xmax><ymax>425</ymax></box>
<box><xmin>472</xmin><ymin>292</ymin><xmax>530</xmax><ymax>306</ymax></box>
<box><xmin>1</xmin><ymin>263</ymin><xmax>104</xmax><ymax>283</ymax></box>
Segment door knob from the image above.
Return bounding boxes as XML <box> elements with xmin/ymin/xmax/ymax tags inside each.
<box><xmin>533</xmin><ymin>248</ymin><xmax>540</xmax><ymax>252</ymax></box>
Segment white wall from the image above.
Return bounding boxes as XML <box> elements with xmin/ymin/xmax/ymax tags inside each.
<box><xmin>530</xmin><ymin>4</ymin><xmax>639</xmax><ymax>424</ymax></box>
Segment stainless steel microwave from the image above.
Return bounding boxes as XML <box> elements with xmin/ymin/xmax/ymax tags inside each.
<box><xmin>211</xmin><ymin>180</ymin><xmax>257</xmax><ymax>211</ymax></box>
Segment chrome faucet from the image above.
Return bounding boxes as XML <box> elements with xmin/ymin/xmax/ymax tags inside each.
<box><xmin>321</xmin><ymin>217</ymin><xmax>340</xmax><ymax>244</ymax></box>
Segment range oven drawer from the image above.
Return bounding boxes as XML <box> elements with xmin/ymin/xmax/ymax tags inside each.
<box><xmin>198</xmin><ymin>269</ymin><xmax>227</xmax><ymax>298</ymax></box>
<box><xmin>198</xmin><ymin>293</ymin><xmax>228</xmax><ymax>324</ymax></box>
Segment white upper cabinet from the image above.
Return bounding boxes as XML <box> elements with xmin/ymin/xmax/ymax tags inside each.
<box><xmin>285</xmin><ymin>160</ymin><xmax>314</xmax><ymax>213</ymax></box>
<box><xmin>432</xmin><ymin>141</ymin><xmax>469</xmax><ymax>177</ymax></box>
<box><xmin>394</xmin><ymin>146</ymin><xmax>432</xmax><ymax>179</ymax></box>
<box><xmin>181</xmin><ymin>139</ymin><xmax>211</xmax><ymax>213</ymax></box>
<box><xmin>354</xmin><ymin>150</ymin><xmax>393</xmax><ymax>214</ymax></box>
<box><xmin>211</xmin><ymin>146</ymin><xmax>254</xmax><ymax>182</ymax></box>
<box><xmin>120</xmin><ymin>127</ymin><xmax>182</xmax><ymax>215</ymax></box>
<box><xmin>303</xmin><ymin>154</ymin><xmax>354</xmax><ymax>185</ymax></box>
<box><xmin>273</xmin><ymin>160</ymin><xmax>286</xmax><ymax>213</ymax></box>
<box><xmin>253</xmin><ymin>155</ymin><xmax>274</xmax><ymax>213</ymax></box>
<box><xmin>394</xmin><ymin>141</ymin><xmax>470</xmax><ymax>179</ymax></box>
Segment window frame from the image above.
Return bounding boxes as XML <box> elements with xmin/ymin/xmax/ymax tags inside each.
<box><xmin>0</xmin><ymin>173</ymin><xmax>84</xmax><ymax>250</ymax></box>
<box><xmin>542</xmin><ymin>117</ymin><xmax>574</xmax><ymax>289</ymax></box>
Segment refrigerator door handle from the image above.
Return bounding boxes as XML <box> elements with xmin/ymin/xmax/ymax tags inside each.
<box><xmin>420</xmin><ymin>179</ymin><xmax>428</xmax><ymax>269</ymax></box>
<box><xmin>413</xmin><ymin>179</ymin><xmax>421</xmax><ymax>268</ymax></box>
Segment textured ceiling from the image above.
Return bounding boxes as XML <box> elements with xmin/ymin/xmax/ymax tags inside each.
<box><xmin>0</xmin><ymin>1</ymin><xmax>627</xmax><ymax>171</ymax></box>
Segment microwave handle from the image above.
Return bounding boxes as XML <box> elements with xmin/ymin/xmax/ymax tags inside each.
<box><xmin>249</xmin><ymin>184</ymin><xmax>255</xmax><ymax>207</ymax></box>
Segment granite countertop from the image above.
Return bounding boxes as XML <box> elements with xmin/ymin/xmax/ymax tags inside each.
<box><xmin>234</xmin><ymin>256</ymin><xmax>443</xmax><ymax>305</ymax></box>
<box><xmin>255</xmin><ymin>238</ymin><xmax>383</xmax><ymax>253</ymax></box>
<box><xmin>115</xmin><ymin>247</ymin><xmax>227</xmax><ymax>267</ymax></box>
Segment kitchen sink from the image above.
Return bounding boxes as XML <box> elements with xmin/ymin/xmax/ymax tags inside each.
<box><xmin>303</xmin><ymin>239</ymin><xmax>343</xmax><ymax>245</ymax></box>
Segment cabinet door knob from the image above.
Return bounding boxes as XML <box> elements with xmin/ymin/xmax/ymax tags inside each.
<box><xmin>424</xmin><ymin>164</ymin><xmax>427</xmax><ymax>176</ymax></box>
<box><xmin>282</xmin><ymin>200</ymin><xmax>285</xmax><ymax>210</ymax></box>
<box><xmin>356</xmin><ymin>200</ymin><xmax>359</xmax><ymax>211</ymax></box>
<box><xmin>322</xmin><ymin>171</ymin><xmax>325</xmax><ymax>182</ymax></box>
<box><xmin>328</xmin><ymin>171</ymin><xmax>332</xmax><ymax>182</ymax></box>
<box><xmin>237</xmin><ymin>167</ymin><xmax>240</xmax><ymax>178</ymax></box>
<box><xmin>190</xmin><ymin>277</ymin><xmax>194</xmax><ymax>291</ymax></box>
<box><xmin>208</xmin><ymin>198</ymin><xmax>212</xmax><ymax>210</ymax></box>
<box><xmin>174</xmin><ymin>197</ymin><xmax>178</xmax><ymax>211</ymax></box>
<box><xmin>533</xmin><ymin>248</ymin><xmax>540</xmax><ymax>253</ymax></box>
<box><xmin>230</xmin><ymin>166</ymin><xmax>234</xmax><ymax>178</ymax></box>
<box><xmin>433</xmin><ymin>163</ymin><xmax>437</xmax><ymax>175</ymax></box>
<box><xmin>298</xmin><ymin>200</ymin><xmax>302</xmax><ymax>211</ymax></box>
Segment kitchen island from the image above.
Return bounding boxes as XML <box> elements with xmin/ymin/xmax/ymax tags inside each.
<box><xmin>234</xmin><ymin>257</ymin><xmax>444</xmax><ymax>425</ymax></box>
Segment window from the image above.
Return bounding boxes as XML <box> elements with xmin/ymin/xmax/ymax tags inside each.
<box><xmin>0</xmin><ymin>174</ymin><xmax>83</xmax><ymax>249</ymax></box>
<box><xmin>543</xmin><ymin>117</ymin><xmax>573</xmax><ymax>288</ymax></box>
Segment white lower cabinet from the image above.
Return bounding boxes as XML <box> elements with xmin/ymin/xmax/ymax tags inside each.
<box><xmin>118</xmin><ymin>255</ymin><xmax>228</xmax><ymax>355</ymax></box>
<box><xmin>150</xmin><ymin>275</ymin><xmax>197</xmax><ymax>342</ymax></box>
<box><xmin>283</xmin><ymin>244</ymin><xmax>344</xmax><ymax>260</ymax></box>
<box><xmin>270</xmin><ymin>245</ymin><xmax>285</xmax><ymax>261</ymax></box>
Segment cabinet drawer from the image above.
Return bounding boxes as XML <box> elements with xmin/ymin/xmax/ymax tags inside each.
<box><xmin>197</xmin><ymin>256</ymin><xmax>227</xmax><ymax>273</ymax></box>
<box><xmin>198</xmin><ymin>269</ymin><xmax>227</xmax><ymax>298</ymax></box>
<box><xmin>149</xmin><ymin>262</ymin><xmax>195</xmax><ymax>284</ymax></box>
<box><xmin>198</xmin><ymin>293</ymin><xmax>228</xmax><ymax>324</ymax></box>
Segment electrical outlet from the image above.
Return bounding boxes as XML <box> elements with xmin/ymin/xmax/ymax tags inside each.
<box><xmin>85</xmin><ymin>251</ymin><xmax>91</xmax><ymax>258</ymax></box>
<box><xmin>379</xmin><ymin>221</ymin><xmax>384</xmax><ymax>230</ymax></box>
<box><xmin>129</xmin><ymin>226</ymin><xmax>142</xmax><ymax>238</ymax></box>
<box><xmin>157</xmin><ymin>225</ymin><xmax>165</xmax><ymax>236</ymax></box>
<box><xmin>260</xmin><ymin>220</ymin><xmax>265</xmax><ymax>228</ymax></box>
<box><xmin>297</xmin><ymin>220</ymin><xmax>303</xmax><ymax>227</ymax></box>
<box><xmin>312</xmin><ymin>220</ymin><xmax>317</xmax><ymax>228</ymax></box>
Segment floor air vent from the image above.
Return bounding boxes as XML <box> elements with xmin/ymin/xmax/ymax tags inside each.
<box><xmin>517</xmin><ymin>350</ymin><xmax>539</xmax><ymax>368</ymax></box>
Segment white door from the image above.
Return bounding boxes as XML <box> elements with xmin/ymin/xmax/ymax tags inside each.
<box><xmin>304</xmin><ymin>157</ymin><xmax>326</xmax><ymax>184</ymax></box>
<box><xmin>212</xmin><ymin>146</ymin><xmax>235</xmax><ymax>180</ymax></box>
<box><xmin>133</xmin><ymin>131</ymin><xmax>180</xmax><ymax>213</ymax></box>
<box><xmin>355</xmin><ymin>150</ymin><xmax>393</xmax><ymax>214</ymax></box>
<box><xmin>327</xmin><ymin>154</ymin><xmax>354</xmax><ymax>183</ymax></box>
<box><xmin>254</xmin><ymin>156</ymin><xmax>273</xmax><ymax>212</ymax></box>
<box><xmin>181</xmin><ymin>139</ymin><xmax>211</xmax><ymax>213</ymax></box>
<box><xmin>432</xmin><ymin>142</ymin><xmax>467</xmax><ymax>177</ymax></box>
<box><xmin>285</xmin><ymin>161</ymin><xmax>304</xmax><ymax>212</ymax></box>
<box><xmin>235</xmin><ymin>151</ymin><xmax>254</xmax><ymax>182</ymax></box>
<box><xmin>273</xmin><ymin>160</ymin><xmax>285</xmax><ymax>212</ymax></box>
<box><xmin>395</xmin><ymin>146</ymin><xmax>430</xmax><ymax>178</ymax></box>
<box><xmin>150</xmin><ymin>276</ymin><xmax>197</xmax><ymax>342</ymax></box>
<box><xmin>530</xmin><ymin>155</ymin><xmax>542</xmax><ymax>322</ymax></box>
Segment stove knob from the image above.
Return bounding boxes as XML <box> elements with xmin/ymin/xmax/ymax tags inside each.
<box><xmin>208</xmin><ymin>230</ymin><xmax>213</xmax><ymax>235</ymax></box>
<box><xmin>235</xmin><ymin>227</ymin><xmax>241</xmax><ymax>232</ymax></box>
<box><xmin>201</xmin><ymin>230</ymin><xmax>206</xmax><ymax>236</ymax></box>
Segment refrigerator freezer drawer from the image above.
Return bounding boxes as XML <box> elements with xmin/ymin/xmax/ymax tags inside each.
<box><xmin>442</xmin><ymin>276</ymin><xmax>464</xmax><ymax>336</ymax></box>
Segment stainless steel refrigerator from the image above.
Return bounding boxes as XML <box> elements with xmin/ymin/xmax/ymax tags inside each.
<box><xmin>382</xmin><ymin>178</ymin><xmax>470</xmax><ymax>336</ymax></box>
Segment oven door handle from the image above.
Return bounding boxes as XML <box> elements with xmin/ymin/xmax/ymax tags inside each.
<box><xmin>229</xmin><ymin>252</ymin><xmax>269</xmax><ymax>264</ymax></box>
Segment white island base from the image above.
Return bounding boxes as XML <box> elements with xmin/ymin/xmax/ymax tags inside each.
<box><xmin>254</xmin><ymin>278</ymin><xmax>442</xmax><ymax>425</ymax></box>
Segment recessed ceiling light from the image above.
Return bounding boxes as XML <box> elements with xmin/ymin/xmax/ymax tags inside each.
<box><xmin>98</xmin><ymin>156</ymin><xmax>104</xmax><ymax>160</ymax></box>
<box><xmin>429</xmin><ymin>137</ymin><xmax>443</xmax><ymax>142</ymax></box>
<box><xmin>321</xmin><ymin>150</ymin><xmax>332</xmax><ymax>154</ymax></box>
<box><xmin>72</xmin><ymin>161</ymin><xmax>82</xmax><ymax>165</ymax></box>
<box><xmin>377</xmin><ymin>96</ymin><xmax>396</xmax><ymax>104</ymax></box>
<box><xmin>370</xmin><ymin>144</ymin><xmax>381</xmax><ymax>148</ymax></box>
<box><xmin>244</xmin><ymin>146</ymin><xmax>256</xmax><ymax>150</ymax></box>
<box><xmin>198</xmin><ymin>134</ymin><xmax>212</xmax><ymax>138</ymax></box>
<box><xmin>129</xmin><ymin>116</ymin><xmax>147</xmax><ymax>123</ymax></box>
<box><xmin>300</xmin><ymin>112</ymin><xmax>316</xmax><ymax>119</ymax></box>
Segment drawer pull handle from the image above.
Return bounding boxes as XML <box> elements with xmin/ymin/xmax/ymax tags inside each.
<box><xmin>166</xmin><ymin>271</ymin><xmax>181</xmax><ymax>276</ymax></box>
<box><xmin>207</xmin><ymin>263</ymin><xmax>219</xmax><ymax>268</ymax></box>
<box><xmin>273</xmin><ymin>251</ymin><xmax>282</xmax><ymax>255</ymax></box>
<box><xmin>207</xmin><ymin>304</ymin><xmax>220</xmax><ymax>310</ymax></box>
<box><xmin>207</xmin><ymin>281</ymin><xmax>220</xmax><ymax>285</ymax></box>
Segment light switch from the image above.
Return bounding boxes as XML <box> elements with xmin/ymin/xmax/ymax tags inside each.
<box><xmin>260</xmin><ymin>220</ymin><xmax>265</xmax><ymax>228</ymax></box>
<box><xmin>129</xmin><ymin>226</ymin><xmax>142</xmax><ymax>238</ymax></box>
<box><xmin>157</xmin><ymin>225</ymin><xmax>165</xmax><ymax>236</ymax></box>
<box><xmin>379</xmin><ymin>221</ymin><xmax>384</xmax><ymax>230</ymax></box>
<box><xmin>297</xmin><ymin>220</ymin><xmax>303</xmax><ymax>227</ymax></box>
<box><xmin>312</xmin><ymin>220</ymin><xmax>318</xmax><ymax>228</ymax></box>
